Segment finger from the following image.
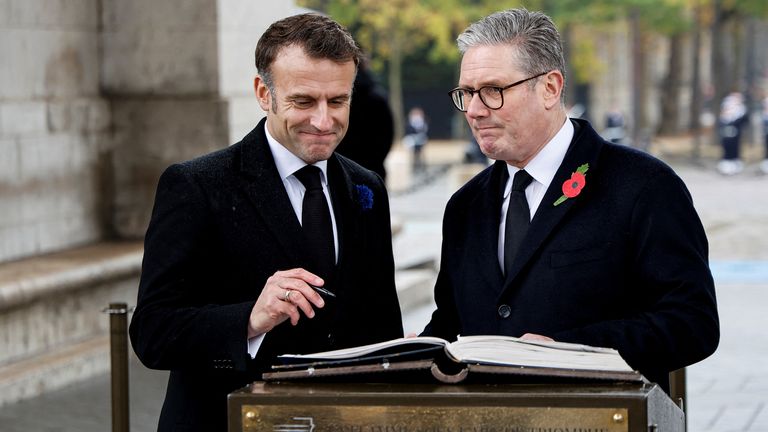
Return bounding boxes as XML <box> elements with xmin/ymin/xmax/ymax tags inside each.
<box><xmin>274</xmin><ymin>268</ymin><xmax>325</xmax><ymax>287</ymax></box>
<box><xmin>283</xmin><ymin>289</ymin><xmax>316</xmax><ymax>319</ymax></box>
<box><xmin>283</xmin><ymin>301</ymin><xmax>301</xmax><ymax>326</ymax></box>
<box><xmin>278</xmin><ymin>278</ymin><xmax>325</xmax><ymax>308</ymax></box>
<box><xmin>264</xmin><ymin>272</ymin><xmax>322</xmax><ymax>307</ymax></box>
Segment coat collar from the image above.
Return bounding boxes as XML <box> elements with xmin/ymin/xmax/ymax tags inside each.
<box><xmin>237</xmin><ymin>118</ymin><xmax>359</xmax><ymax>269</ymax></box>
<box><xmin>502</xmin><ymin>118</ymin><xmax>604</xmax><ymax>287</ymax></box>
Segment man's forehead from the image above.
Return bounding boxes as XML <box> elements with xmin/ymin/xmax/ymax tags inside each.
<box><xmin>459</xmin><ymin>45</ymin><xmax>522</xmax><ymax>84</ymax></box>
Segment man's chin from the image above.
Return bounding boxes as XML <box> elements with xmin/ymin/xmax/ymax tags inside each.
<box><xmin>301</xmin><ymin>146</ymin><xmax>338</xmax><ymax>164</ymax></box>
<box><xmin>477</xmin><ymin>139</ymin><xmax>497</xmax><ymax>156</ymax></box>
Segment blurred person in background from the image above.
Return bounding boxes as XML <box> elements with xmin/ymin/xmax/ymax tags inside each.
<box><xmin>404</xmin><ymin>106</ymin><xmax>429</xmax><ymax>173</ymax></box>
<box><xmin>716</xmin><ymin>91</ymin><xmax>749</xmax><ymax>175</ymax></box>
<box><xmin>335</xmin><ymin>61</ymin><xmax>394</xmax><ymax>180</ymax></box>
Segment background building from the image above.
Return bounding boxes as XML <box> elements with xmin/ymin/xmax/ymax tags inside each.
<box><xmin>0</xmin><ymin>0</ymin><xmax>307</xmax><ymax>406</ymax></box>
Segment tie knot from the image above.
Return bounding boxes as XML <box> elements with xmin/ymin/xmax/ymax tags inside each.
<box><xmin>294</xmin><ymin>165</ymin><xmax>323</xmax><ymax>191</ymax></box>
<box><xmin>512</xmin><ymin>170</ymin><xmax>533</xmax><ymax>192</ymax></box>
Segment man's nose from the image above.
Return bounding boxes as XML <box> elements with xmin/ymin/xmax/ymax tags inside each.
<box><xmin>465</xmin><ymin>93</ymin><xmax>489</xmax><ymax>118</ymax></box>
<box><xmin>310</xmin><ymin>103</ymin><xmax>333</xmax><ymax>130</ymax></box>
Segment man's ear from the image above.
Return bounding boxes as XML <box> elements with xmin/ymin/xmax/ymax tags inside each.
<box><xmin>541</xmin><ymin>70</ymin><xmax>564</xmax><ymax>110</ymax></box>
<box><xmin>254</xmin><ymin>75</ymin><xmax>271</xmax><ymax>112</ymax></box>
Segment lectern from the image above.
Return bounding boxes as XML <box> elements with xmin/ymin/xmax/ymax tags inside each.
<box><xmin>228</xmin><ymin>382</ymin><xmax>683</xmax><ymax>431</ymax></box>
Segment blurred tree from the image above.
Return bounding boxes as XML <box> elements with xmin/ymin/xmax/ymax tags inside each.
<box><xmin>689</xmin><ymin>0</ymin><xmax>705</xmax><ymax>160</ymax></box>
<box><xmin>607</xmin><ymin>0</ymin><xmax>689</xmax><ymax>146</ymax></box>
<box><xmin>649</xmin><ymin>1</ymin><xmax>691</xmax><ymax>135</ymax></box>
<box><xmin>299</xmin><ymin>0</ymin><xmax>768</xmax><ymax>147</ymax></box>
<box><xmin>711</xmin><ymin>0</ymin><xmax>768</xmax><ymax>109</ymax></box>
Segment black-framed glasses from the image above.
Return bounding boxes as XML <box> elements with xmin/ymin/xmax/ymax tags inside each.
<box><xmin>448</xmin><ymin>71</ymin><xmax>548</xmax><ymax>112</ymax></box>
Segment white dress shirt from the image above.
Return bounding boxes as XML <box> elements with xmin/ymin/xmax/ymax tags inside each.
<box><xmin>248</xmin><ymin>124</ymin><xmax>340</xmax><ymax>357</ymax></box>
<box><xmin>497</xmin><ymin>119</ymin><xmax>574</xmax><ymax>270</ymax></box>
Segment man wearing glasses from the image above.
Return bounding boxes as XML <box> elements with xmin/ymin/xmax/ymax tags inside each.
<box><xmin>421</xmin><ymin>8</ymin><xmax>719</xmax><ymax>394</ymax></box>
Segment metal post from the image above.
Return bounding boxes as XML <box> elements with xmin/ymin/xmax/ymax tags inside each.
<box><xmin>670</xmin><ymin>368</ymin><xmax>687</xmax><ymax>431</ymax></box>
<box><xmin>105</xmin><ymin>302</ymin><xmax>130</xmax><ymax>432</ymax></box>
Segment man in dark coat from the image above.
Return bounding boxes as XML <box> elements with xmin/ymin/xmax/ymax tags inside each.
<box><xmin>130</xmin><ymin>14</ymin><xmax>403</xmax><ymax>431</ymax></box>
<box><xmin>335</xmin><ymin>62</ymin><xmax>394</xmax><ymax>180</ymax></box>
<box><xmin>424</xmin><ymin>9</ymin><xmax>719</xmax><ymax>393</ymax></box>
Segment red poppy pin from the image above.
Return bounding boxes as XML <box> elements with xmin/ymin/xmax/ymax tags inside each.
<box><xmin>553</xmin><ymin>163</ymin><xmax>589</xmax><ymax>206</ymax></box>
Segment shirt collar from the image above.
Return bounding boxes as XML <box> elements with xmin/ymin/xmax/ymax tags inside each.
<box><xmin>506</xmin><ymin>118</ymin><xmax>573</xmax><ymax>193</ymax></box>
<box><xmin>264</xmin><ymin>123</ymin><xmax>329</xmax><ymax>184</ymax></box>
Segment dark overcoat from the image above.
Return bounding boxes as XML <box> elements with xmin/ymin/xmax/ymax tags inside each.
<box><xmin>130</xmin><ymin>119</ymin><xmax>404</xmax><ymax>431</ymax></box>
<box><xmin>423</xmin><ymin>119</ymin><xmax>719</xmax><ymax>391</ymax></box>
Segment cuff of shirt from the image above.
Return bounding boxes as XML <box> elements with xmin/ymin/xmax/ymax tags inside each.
<box><xmin>247</xmin><ymin>333</ymin><xmax>266</xmax><ymax>359</ymax></box>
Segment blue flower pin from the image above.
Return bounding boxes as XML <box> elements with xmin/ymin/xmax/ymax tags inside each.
<box><xmin>355</xmin><ymin>184</ymin><xmax>374</xmax><ymax>210</ymax></box>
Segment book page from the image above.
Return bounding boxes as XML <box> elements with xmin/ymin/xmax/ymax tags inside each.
<box><xmin>278</xmin><ymin>336</ymin><xmax>449</xmax><ymax>361</ymax></box>
<box><xmin>446</xmin><ymin>335</ymin><xmax>634</xmax><ymax>372</ymax></box>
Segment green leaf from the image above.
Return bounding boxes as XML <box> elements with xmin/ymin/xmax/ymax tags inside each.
<box><xmin>553</xmin><ymin>195</ymin><xmax>568</xmax><ymax>206</ymax></box>
<box><xmin>576</xmin><ymin>163</ymin><xmax>590</xmax><ymax>174</ymax></box>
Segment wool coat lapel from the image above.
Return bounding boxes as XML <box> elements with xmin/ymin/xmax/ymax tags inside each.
<box><xmin>237</xmin><ymin>121</ymin><xmax>305</xmax><ymax>266</ymax></box>
<box><xmin>464</xmin><ymin>161</ymin><xmax>509</xmax><ymax>295</ymax></box>
<box><xmin>326</xmin><ymin>157</ymin><xmax>355</xmax><ymax>273</ymax></box>
<box><xmin>502</xmin><ymin>119</ymin><xmax>604</xmax><ymax>288</ymax></box>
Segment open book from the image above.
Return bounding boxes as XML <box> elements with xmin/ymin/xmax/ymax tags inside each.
<box><xmin>263</xmin><ymin>335</ymin><xmax>643</xmax><ymax>384</ymax></box>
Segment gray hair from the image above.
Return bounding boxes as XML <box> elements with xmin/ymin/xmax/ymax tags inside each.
<box><xmin>458</xmin><ymin>9</ymin><xmax>566</xmax><ymax>98</ymax></box>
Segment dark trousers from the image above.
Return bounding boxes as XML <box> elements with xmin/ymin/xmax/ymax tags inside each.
<box><xmin>722</xmin><ymin>136</ymin><xmax>741</xmax><ymax>160</ymax></box>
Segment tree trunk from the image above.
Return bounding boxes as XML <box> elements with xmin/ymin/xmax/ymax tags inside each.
<box><xmin>744</xmin><ymin>18</ymin><xmax>757</xmax><ymax>109</ymax></box>
<box><xmin>657</xmin><ymin>33</ymin><xmax>684</xmax><ymax>135</ymax></box>
<box><xmin>629</xmin><ymin>9</ymin><xmax>648</xmax><ymax>150</ymax></box>
<box><xmin>711</xmin><ymin>0</ymin><xmax>734</xmax><ymax>112</ymax></box>
<box><xmin>388</xmin><ymin>28</ymin><xmax>405</xmax><ymax>141</ymax></box>
<box><xmin>689</xmin><ymin>3</ymin><xmax>703</xmax><ymax>162</ymax></box>
<box><xmin>562</xmin><ymin>23</ymin><xmax>576</xmax><ymax>107</ymax></box>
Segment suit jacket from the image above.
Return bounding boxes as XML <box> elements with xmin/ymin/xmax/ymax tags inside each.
<box><xmin>129</xmin><ymin>119</ymin><xmax>404</xmax><ymax>431</ymax></box>
<box><xmin>423</xmin><ymin>118</ymin><xmax>719</xmax><ymax>391</ymax></box>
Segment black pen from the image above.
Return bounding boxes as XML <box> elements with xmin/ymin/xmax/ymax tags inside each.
<box><xmin>310</xmin><ymin>285</ymin><xmax>336</xmax><ymax>298</ymax></box>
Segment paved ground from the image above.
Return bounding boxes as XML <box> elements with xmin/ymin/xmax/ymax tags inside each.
<box><xmin>1</xmin><ymin>137</ymin><xmax>766</xmax><ymax>431</ymax></box>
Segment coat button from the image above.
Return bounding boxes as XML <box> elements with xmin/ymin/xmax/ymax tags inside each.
<box><xmin>327</xmin><ymin>333</ymin><xmax>335</xmax><ymax>345</ymax></box>
<box><xmin>498</xmin><ymin>304</ymin><xmax>511</xmax><ymax>318</ymax></box>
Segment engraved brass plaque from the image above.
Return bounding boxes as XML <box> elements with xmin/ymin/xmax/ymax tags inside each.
<box><xmin>241</xmin><ymin>405</ymin><xmax>629</xmax><ymax>431</ymax></box>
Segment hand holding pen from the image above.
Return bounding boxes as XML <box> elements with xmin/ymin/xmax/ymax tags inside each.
<box><xmin>247</xmin><ymin>268</ymin><xmax>334</xmax><ymax>338</ymax></box>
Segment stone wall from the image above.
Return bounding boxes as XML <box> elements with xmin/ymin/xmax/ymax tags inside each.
<box><xmin>217</xmin><ymin>0</ymin><xmax>311</xmax><ymax>141</ymax></box>
<box><xmin>104</xmin><ymin>0</ymin><xmax>310</xmax><ymax>238</ymax></box>
<box><xmin>0</xmin><ymin>0</ymin><xmax>308</xmax><ymax>257</ymax></box>
<box><xmin>0</xmin><ymin>0</ymin><xmax>306</xmax><ymax>406</ymax></box>
<box><xmin>103</xmin><ymin>0</ymin><xmax>228</xmax><ymax>238</ymax></box>
<box><xmin>0</xmin><ymin>0</ymin><xmax>110</xmax><ymax>262</ymax></box>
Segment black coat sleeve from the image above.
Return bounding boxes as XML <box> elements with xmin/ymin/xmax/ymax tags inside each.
<box><xmin>129</xmin><ymin>164</ymin><xmax>254</xmax><ymax>373</ymax></box>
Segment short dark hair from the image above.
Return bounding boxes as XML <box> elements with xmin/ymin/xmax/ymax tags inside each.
<box><xmin>255</xmin><ymin>13</ymin><xmax>362</xmax><ymax>90</ymax></box>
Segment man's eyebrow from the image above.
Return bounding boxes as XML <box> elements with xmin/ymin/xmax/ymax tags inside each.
<box><xmin>286</xmin><ymin>93</ymin><xmax>351</xmax><ymax>100</ymax></box>
<box><xmin>286</xmin><ymin>93</ymin><xmax>313</xmax><ymax>100</ymax></box>
<box><xmin>458</xmin><ymin>81</ymin><xmax>504</xmax><ymax>89</ymax></box>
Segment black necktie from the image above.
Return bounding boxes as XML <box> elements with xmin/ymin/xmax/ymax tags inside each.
<box><xmin>504</xmin><ymin>169</ymin><xmax>533</xmax><ymax>275</ymax></box>
<box><xmin>294</xmin><ymin>165</ymin><xmax>335</xmax><ymax>280</ymax></box>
